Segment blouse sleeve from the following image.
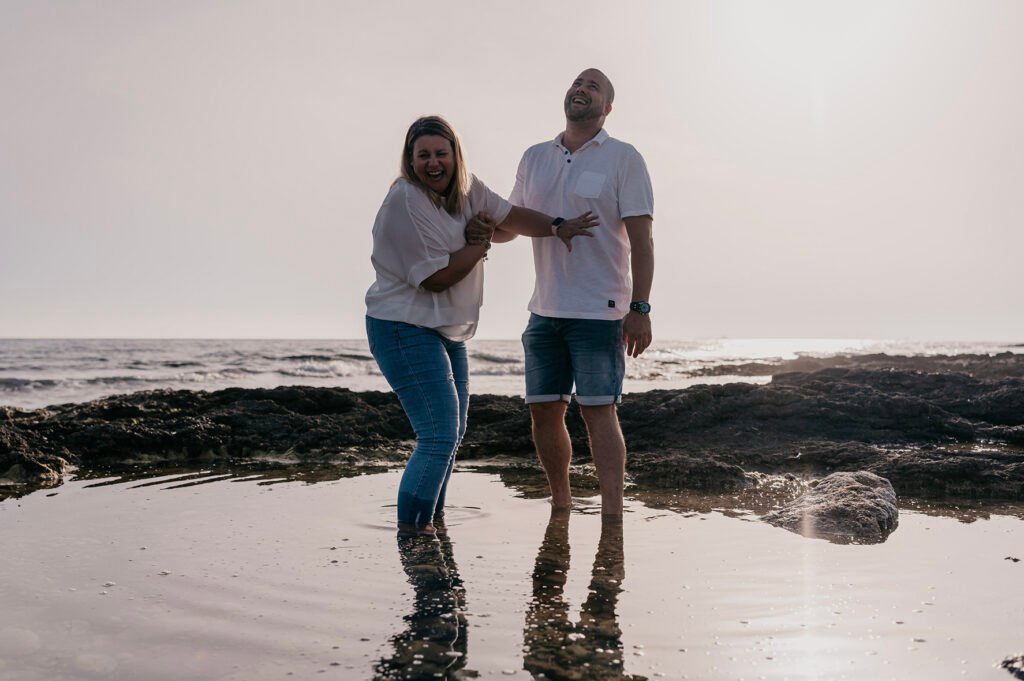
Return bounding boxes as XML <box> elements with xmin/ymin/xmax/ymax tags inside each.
<box><xmin>467</xmin><ymin>175</ymin><xmax>513</xmax><ymax>224</ymax></box>
<box><xmin>374</xmin><ymin>182</ymin><xmax>452</xmax><ymax>289</ymax></box>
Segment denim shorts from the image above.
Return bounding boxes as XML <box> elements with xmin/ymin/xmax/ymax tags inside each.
<box><xmin>521</xmin><ymin>313</ymin><xmax>625</xmax><ymax>406</ymax></box>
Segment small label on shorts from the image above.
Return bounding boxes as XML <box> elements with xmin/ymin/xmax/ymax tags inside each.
<box><xmin>608</xmin><ymin>300</ymin><xmax>615</xmax><ymax>308</ymax></box>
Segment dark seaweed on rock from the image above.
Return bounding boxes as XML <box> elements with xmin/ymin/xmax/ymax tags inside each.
<box><xmin>2</xmin><ymin>356</ymin><xmax>1024</xmax><ymax>502</ymax></box>
<box><xmin>692</xmin><ymin>351</ymin><xmax>1024</xmax><ymax>380</ymax></box>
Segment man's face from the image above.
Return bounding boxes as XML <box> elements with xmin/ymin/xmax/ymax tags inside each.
<box><xmin>564</xmin><ymin>70</ymin><xmax>611</xmax><ymax>123</ymax></box>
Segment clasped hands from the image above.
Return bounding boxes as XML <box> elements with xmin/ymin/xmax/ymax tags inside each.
<box><xmin>464</xmin><ymin>214</ymin><xmax>496</xmax><ymax>252</ymax></box>
<box><xmin>465</xmin><ymin>211</ymin><xmax>599</xmax><ymax>252</ymax></box>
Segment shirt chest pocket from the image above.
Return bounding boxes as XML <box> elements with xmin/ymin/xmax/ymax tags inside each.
<box><xmin>573</xmin><ymin>171</ymin><xmax>606</xmax><ymax>199</ymax></box>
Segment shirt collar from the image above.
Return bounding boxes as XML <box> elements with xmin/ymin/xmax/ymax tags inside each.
<box><xmin>553</xmin><ymin>128</ymin><xmax>609</xmax><ymax>151</ymax></box>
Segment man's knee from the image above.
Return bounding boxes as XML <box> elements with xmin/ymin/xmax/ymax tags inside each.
<box><xmin>579</xmin><ymin>403</ymin><xmax>618</xmax><ymax>428</ymax></box>
<box><xmin>529</xmin><ymin>400</ymin><xmax>568</xmax><ymax>428</ymax></box>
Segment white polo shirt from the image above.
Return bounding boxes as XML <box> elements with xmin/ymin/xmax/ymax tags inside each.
<box><xmin>365</xmin><ymin>175</ymin><xmax>512</xmax><ymax>341</ymax></box>
<box><xmin>510</xmin><ymin>129</ymin><xmax>654</xmax><ymax>320</ymax></box>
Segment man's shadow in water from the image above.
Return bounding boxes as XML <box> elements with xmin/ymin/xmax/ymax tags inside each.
<box><xmin>373</xmin><ymin>531</ymin><xmax>476</xmax><ymax>680</ymax></box>
<box><xmin>524</xmin><ymin>512</ymin><xmax>647</xmax><ymax>681</ymax></box>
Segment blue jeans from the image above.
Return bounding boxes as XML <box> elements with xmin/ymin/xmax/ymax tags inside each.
<box><xmin>366</xmin><ymin>316</ymin><xmax>469</xmax><ymax>526</ymax></box>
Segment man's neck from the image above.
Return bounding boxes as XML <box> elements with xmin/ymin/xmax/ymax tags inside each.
<box><xmin>561</xmin><ymin>119</ymin><xmax>604</xmax><ymax>153</ymax></box>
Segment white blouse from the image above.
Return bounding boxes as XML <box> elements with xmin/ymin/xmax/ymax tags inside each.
<box><xmin>365</xmin><ymin>175</ymin><xmax>512</xmax><ymax>341</ymax></box>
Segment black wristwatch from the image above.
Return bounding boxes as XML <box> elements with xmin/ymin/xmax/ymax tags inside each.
<box><xmin>629</xmin><ymin>301</ymin><xmax>651</xmax><ymax>315</ymax></box>
<box><xmin>550</xmin><ymin>217</ymin><xmax>565</xmax><ymax>235</ymax></box>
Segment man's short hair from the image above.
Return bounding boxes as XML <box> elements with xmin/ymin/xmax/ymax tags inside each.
<box><xmin>589</xmin><ymin>68</ymin><xmax>615</xmax><ymax>105</ymax></box>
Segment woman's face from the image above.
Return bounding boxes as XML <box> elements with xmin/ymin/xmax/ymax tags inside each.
<box><xmin>411</xmin><ymin>135</ymin><xmax>455</xmax><ymax>195</ymax></box>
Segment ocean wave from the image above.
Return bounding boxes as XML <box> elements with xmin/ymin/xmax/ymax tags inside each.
<box><xmin>125</xmin><ymin>360</ymin><xmax>205</xmax><ymax>369</ymax></box>
<box><xmin>470</xmin><ymin>365</ymin><xmax>525</xmax><ymax>376</ymax></box>
<box><xmin>277</xmin><ymin>360</ymin><xmax>378</xmax><ymax>378</ymax></box>
<box><xmin>0</xmin><ymin>369</ymin><xmax>270</xmax><ymax>392</ymax></box>
<box><xmin>216</xmin><ymin>366</ymin><xmax>266</xmax><ymax>375</ymax></box>
<box><xmin>0</xmin><ymin>376</ymin><xmax>152</xmax><ymax>391</ymax></box>
<box><xmin>278</xmin><ymin>353</ymin><xmax>374</xmax><ymax>362</ymax></box>
<box><xmin>278</xmin><ymin>354</ymin><xmax>337</xmax><ymax>362</ymax></box>
<box><xmin>0</xmin><ymin>378</ymin><xmax>60</xmax><ymax>390</ymax></box>
<box><xmin>470</xmin><ymin>351</ymin><xmax>521</xmax><ymax>364</ymax></box>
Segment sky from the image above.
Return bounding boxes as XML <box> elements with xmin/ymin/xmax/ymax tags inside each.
<box><xmin>2</xmin><ymin>0</ymin><xmax>1022</xmax><ymax>341</ymax></box>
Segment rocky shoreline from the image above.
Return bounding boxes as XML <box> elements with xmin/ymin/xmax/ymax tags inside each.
<box><xmin>3</xmin><ymin>356</ymin><xmax>1023</xmax><ymax>509</ymax></box>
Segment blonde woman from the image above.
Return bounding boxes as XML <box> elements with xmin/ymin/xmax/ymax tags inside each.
<box><xmin>365</xmin><ymin>115</ymin><xmax>596</xmax><ymax>534</ymax></box>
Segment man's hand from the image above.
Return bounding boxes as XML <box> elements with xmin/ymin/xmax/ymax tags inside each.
<box><xmin>465</xmin><ymin>213</ymin><xmax>496</xmax><ymax>245</ymax></box>
<box><xmin>623</xmin><ymin>310</ymin><xmax>652</xmax><ymax>358</ymax></box>
<box><xmin>555</xmin><ymin>211</ymin><xmax>599</xmax><ymax>251</ymax></box>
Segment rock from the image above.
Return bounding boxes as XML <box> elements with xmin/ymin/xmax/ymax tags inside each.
<box><xmin>871</xmin><ymin>446</ymin><xmax>1024</xmax><ymax>499</ymax></box>
<box><xmin>629</xmin><ymin>452</ymin><xmax>751</xmax><ymax>492</ymax></box>
<box><xmin>1001</xmin><ymin>654</ymin><xmax>1024</xmax><ymax>679</ymax></box>
<box><xmin>2</xmin><ymin>363</ymin><xmax>1023</xmax><ymax>499</ymax></box>
<box><xmin>762</xmin><ymin>471</ymin><xmax>899</xmax><ymax>544</ymax></box>
<box><xmin>691</xmin><ymin>351</ymin><xmax>1024</xmax><ymax>381</ymax></box>
<box><xmin>0</xmin><ymin>452</ymin><xmax>69</xmax><ymax>487</ymax></box>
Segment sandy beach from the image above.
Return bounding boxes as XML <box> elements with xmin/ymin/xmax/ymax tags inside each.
<box><xmin>3</xmin><ymin>348</ymin><xmax>1024</xmax><ymax>679</ymax></box>
<box><xmin>2</xmin><ymin>466</ymin><xmax>1022</xmax><ymax>680</ymax></box>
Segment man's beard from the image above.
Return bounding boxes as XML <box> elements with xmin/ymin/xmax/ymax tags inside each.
<box><xmin>564</xmin><ymin>99</ymin><xmax>601</xmax><ymax>122</ymax></box>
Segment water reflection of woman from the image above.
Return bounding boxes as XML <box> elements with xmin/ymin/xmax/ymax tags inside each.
<box><xmin>373</xmin><ymin>533</ymin><xmax>475</xmax><ymax>680</ymax></box>
<box><xmin>523</xmin><ymin>512</ymin><xmax>645</xmax><ymax>681</ymax></box>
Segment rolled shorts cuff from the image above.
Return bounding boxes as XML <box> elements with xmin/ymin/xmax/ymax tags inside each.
<box><xmin>524</xmin><ymin>393</ymin><xmax>571</xmax><ymax>405</ymax></box>
<box><xmin>575</xmin><ymin>394</ymin><xmax>622</xmax><ymax>406</ymax></box>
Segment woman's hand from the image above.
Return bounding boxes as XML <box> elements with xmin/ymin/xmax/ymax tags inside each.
<box><xmin>465</xmin><ymin>213</ymin><xmax>496</xmax><ymax>246</ymax></box>
<box><xmin>555</xmin><ymin>211</ymin><xmax>599</xmax><ymax>252</ymax></box>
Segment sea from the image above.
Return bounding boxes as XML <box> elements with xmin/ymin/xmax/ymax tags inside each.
<box><xmin>1</xmin><ymin>338</ymin><xmax>1021</xmax><ymax>410</ymax></box>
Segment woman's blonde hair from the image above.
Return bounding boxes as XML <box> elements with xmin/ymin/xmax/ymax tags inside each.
<box><xmin>400</xmin><ymin>115</ymin><xmax>470</xmax><ymax>215</ymax></box>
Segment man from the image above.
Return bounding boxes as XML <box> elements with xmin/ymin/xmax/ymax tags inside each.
<box><xmin>508</xmin><ymin>68</ymin><xmax>655</xmax><ymax>516</ymax></box>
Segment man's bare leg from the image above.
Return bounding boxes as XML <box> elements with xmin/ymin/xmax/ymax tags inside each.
<box><xmin>579</xmin><ymin>404</ymin><xmax>626</xmax><ymax>516</ymax></box>
<box><xmin>529</xmin><ymin>401</ymin><xmax>573</xmax><ymax>509</ymax></box>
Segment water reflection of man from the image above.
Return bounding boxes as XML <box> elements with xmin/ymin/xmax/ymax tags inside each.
<box><xmin>523</xmin><ymin>512</ymin><xmax>646</xmax><ymax>681</ymax></box>
<box><xmin>374</xmin><ymin>534</ymin><xmax>475</xmax><ymax>680</ymax></box>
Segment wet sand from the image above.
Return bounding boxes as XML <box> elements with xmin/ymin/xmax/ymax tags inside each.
<box><xmin>1</xmin><ymin>465</ymin><xmax>1022</xmax><ymax>680</ymax></box>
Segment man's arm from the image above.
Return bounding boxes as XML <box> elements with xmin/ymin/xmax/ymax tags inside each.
<box><xmin>623</xmin><ymin>214</ymin><xmax>654</xmax><ymax>358</ymax></box>
<box><xmin>470</xmin><ymin>208</ymin><xmax>598</xmax><ymax>250</ymax></box>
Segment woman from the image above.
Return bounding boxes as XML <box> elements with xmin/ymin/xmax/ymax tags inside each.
<box><xmin>365</xmin><ymin>115</ymin><xmax>596</xmax><ymax>534</ymax></box>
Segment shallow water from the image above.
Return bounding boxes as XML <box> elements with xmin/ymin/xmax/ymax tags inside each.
<box><xmin>1</xmin><ymin>466</ymin><xmax>1022</xmax><ymax>680</ymax></box>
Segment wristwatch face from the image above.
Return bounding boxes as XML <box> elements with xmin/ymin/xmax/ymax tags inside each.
<box><xmin>630</xmin><ymin>301</ymin><xmax>651</xmax><ymax>314</ymax></box>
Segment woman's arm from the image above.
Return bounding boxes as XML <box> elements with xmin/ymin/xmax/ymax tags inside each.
<box><xmin>419</xmin><ymin>242</ymin><xmax>490</xmax><ymax>293</ymax></box>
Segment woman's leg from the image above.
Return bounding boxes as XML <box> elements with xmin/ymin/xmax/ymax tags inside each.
<box><xmin>434</xmin><ymin>337</ymin><xmax>469</xmax><ymax>519</ymax></box>
<box><xmin>367</xmin><ymin>317</ymin><xmax>461</xmax><ymax>528</ymax></box>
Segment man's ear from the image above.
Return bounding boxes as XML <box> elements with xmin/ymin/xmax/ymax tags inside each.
<box><xmin>605</xmin><ymin>102</ymin><xmax>613</xmax><ymax>116</ymax></box>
